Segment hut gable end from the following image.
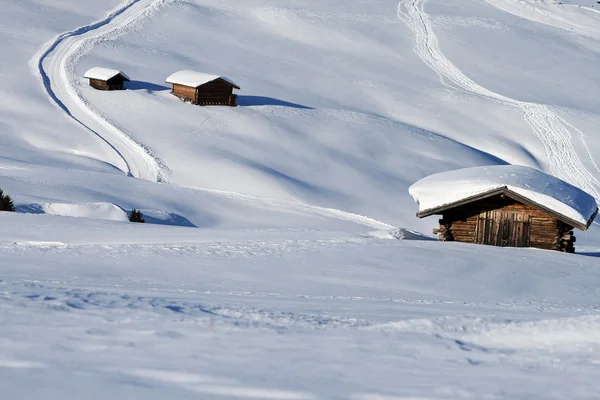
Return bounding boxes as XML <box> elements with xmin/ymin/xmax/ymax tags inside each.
<box><xmin>421</xmin><ymin>187</ymin><xmax>589</xmax><ymax>231</ymax></box>
<box><xmin>84</xmin><ymin>67</ymin><xmax>129</xmax><ymax>91</ymax></box>
<box><xmin>166</xmin><ymin>70</ymin><xmax>240</xmax><ymax>106</ymax></box>
<box><xmin>443</xmin><ymin>193</ymin><xmax>550</xmax><ymax>221</ymax></box>
<box><xmin>172</xmin><ymin>83</ymin><xmax>197</xmax><ymax>100</ymax></box>
<box><xmin>435</xmin><ymin>192</ymin><xmax>575</xmax><ymax>252</ymax></box>
<box><xmin>410</xmin><ymin>165</ymin><xmax>598</xmax><ymax>253</ymax></box>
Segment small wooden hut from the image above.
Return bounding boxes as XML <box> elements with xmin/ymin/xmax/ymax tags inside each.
<box><xmin>165</xmin><ymin>70</ymin><xmax>240</xmax><ymax>106</ymax></box>
<box><xmin>409</xmin><ymin>166</ymin><xmax>598</xmax><ymax>253</ymax></box>
<box><xmin>84</xmin><ymin>67</ymin><xmax>130</xmax><ymax>91</ymax></box>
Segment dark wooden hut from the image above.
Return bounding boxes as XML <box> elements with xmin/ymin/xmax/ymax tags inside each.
<box><xmin>166</xmin><ymin>70</ymin><xmax>240</xmax><ymax>106</ymax></box>
<box><xmin>410</xmin><ymin>166</ymin><xmax>598</xmax><ymax>253</ymax></box>
<box><xmin>84</xmin><ymin>67</ymin><xmax>130</xmax><ymax>91</ymax></box>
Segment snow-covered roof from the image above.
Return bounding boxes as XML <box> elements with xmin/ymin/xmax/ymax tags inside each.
<box><xmin>409</xmin><ymin>165</ymin><xmax>598</xmax><ymax>230</ymax></box>
<box><xmin>165</xmin><ymin>70</ymin><xmax>240</xmax><ymax>89</ymax></box>
<box><xmin>84</xmin><ymin>67</ymin><xmax>130</xmax><ymax>81</ymax></box>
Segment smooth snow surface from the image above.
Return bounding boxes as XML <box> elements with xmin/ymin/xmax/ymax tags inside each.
<box><xmin>2</xmin><ymin>214</ymin><xmax>600</xmax><ymax>400</ymax></box>
<box><xmin>409</xmin><ymin>165</ymin><xmax>599</xmax><ymax>227</ymax></box>
<box><xmin>40</xmin><ymin>202</ymin><xmax>129</xmax><ymax>221</ymax></box>
<box><xmin>165</xmin><ymin>70</ymin><xmax>240</xmax><ymax>89</ymax></box>
<box><xmin>83</xmin><ymin>67</ymin><xmax>130</xmax><ymax>81</ymax></box>
<box><xmin>2</xmin><ymin>0</ymin><xmax>600</xmax><ymax>398</ymax></box>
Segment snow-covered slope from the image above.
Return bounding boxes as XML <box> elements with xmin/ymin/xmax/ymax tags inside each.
<box><xmin>1</xmin><ymin>0</ymin><xmax>600</xmax><ymax>398</ymax></box>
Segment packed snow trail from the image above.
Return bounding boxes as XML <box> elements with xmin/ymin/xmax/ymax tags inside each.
<box><xmin>397</xmin><ymin>0</ymin><xmax>600</xmax><ymax>201</ymax></box>
<box><xmin>31</xmin><ymin>0</ymin><xmax>168</xmax><ymax>182</ymax></box>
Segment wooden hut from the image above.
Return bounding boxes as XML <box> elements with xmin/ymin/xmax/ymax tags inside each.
<box><xmin>409</xmin><ymin>166</ymin><xmax>598</xmax><ymax>253</ymax></box>
<box><xmin>84</xmin><ymin>67</ymin><xmax>130</xmax><ymax>91</ymax></box>
<box><xmin>165</xmin><ymin>70</ymin><xmax>240</xmax><ymax>106</ymax></box>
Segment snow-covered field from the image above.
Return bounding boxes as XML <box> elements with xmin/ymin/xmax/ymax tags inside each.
<box><xmin>1</xmin><ymin>0</ymin><xmax>600</xmax><ymax>398</ymax></box>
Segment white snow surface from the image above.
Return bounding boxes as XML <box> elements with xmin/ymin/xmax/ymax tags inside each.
<box><xmin>83</xmin><ymin>67</ymin><xmax>130</xmax><ymax>81</ymax></box>
<box><xmin>2</xmin><ymin>213</ymin><xmax>600</xmax><ymax>400</ymax></box>
<box><xmin>41</xmin><ymin>202</ymin><xmax>129</xmax><ymax>221</ymax></box>
<box><xmin>165</xmin><ymin>70</ymin><xmax>240</xmax><ymax>88</ymax></box>
<box><xmin>410</xmin><ymin>165</ymin><xmax>599</xmax><ymax>227</ymax></box>
<box><xmin>2</xmin><ymin>0</ymin><xmax>600</xmax><ymax>398</ymax></box>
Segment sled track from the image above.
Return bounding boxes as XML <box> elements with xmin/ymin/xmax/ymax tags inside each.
<box><xmin>31</xmin><ymin>0</ymin><xmax>170</xmax><ymax>182</ymax></box>
<box><xmin>30</xmin><ymin>0</ymin><xmax>397</xmax><ymax>231</ymax></box>
<box><xmin>397</xmin><ymin>0</ymin><xmax>600</xmax><ymax>201</ymax></box>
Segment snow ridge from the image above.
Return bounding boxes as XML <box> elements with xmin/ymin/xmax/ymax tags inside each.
<box><xmin>31</xmin><ymin>0</ymin><xmax>171</xmax><ymax>182</ymax></box>
<box><xmin>183</xmin><ymin>185</ymin><xmax>396</xmax><ymax>231</ymax></box>
<box><xmin>397</xmin><ymin>0</ymin><xmax>600</xmax><ymax>201</ymax></box>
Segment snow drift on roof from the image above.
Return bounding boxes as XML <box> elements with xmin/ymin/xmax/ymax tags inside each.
<box><xmin>165</xmin><ymin>70</ymin><xmax>240</xmax><ymax>89</ymax></box>
<box><xmin>84</xmin><ymin>67</ymin><xmax>130</xmax><ymax>81</ymax></box>
<box><xmin>409</xmin><ymin>165</ymin><xmax>598</xmax><ymax>228</ymax></box>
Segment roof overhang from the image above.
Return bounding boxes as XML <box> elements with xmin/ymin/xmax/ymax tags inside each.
<box><xmin>84</xmin><ymin>67</ymin><xmax>130</xmax><ymax>82</ymax></box>
<box><xmin>416</xmin><ymin>186</ymin><xmax>598</xmax><ymax>231</ymax></box>
<box><xmin>165</xmin><ymin>71</ymin><xmax>240</xmax><ymax>89</ymax></box>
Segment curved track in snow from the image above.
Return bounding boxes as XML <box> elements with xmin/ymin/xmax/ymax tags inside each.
<box><xmin>31</xmin><ymin>0</ymin><xmax>169</xmax><ymax>182</ymax></box>
<box><xmin>397</xmin><ymin>0</ymin><xmax>600</xmax><ymax>200</ymax></box>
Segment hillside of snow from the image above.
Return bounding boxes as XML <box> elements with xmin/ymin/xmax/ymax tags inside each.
<box><xmin>1</xmin><ymin>0</ymin><xmax>600</xmax><ymax>398</ymax></box>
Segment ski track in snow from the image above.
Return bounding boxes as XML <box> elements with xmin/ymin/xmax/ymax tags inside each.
<box><xmin>2</xmin><ymin>282</ymin><xmax>376</xmax><ymax>332</ymax></box>
<box><xmin>29</xmin><ymin>0</ymin><xmax>398</xmax><ymax>231</ymax></box>
<box><xmin>12</xmin><ymin>281</ymin><xmax>597</xmax><ymax>315</ymax></box>
<box><xmin>31</xmin><ymin>0</ymin><xmax>170</xmax><ymax>182</ymax></box>
<box><xmin>397</xmin><ymin>0</ymin><xmax>600</xmax><ymax>201</ymax></box>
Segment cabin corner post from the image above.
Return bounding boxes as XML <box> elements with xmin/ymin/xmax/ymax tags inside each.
<box><xmin>433</xmin><ymin>218</ymin><xmax>454</xmax><ymax>241</ymax></box>
<box><xmin>556</xmin><ymin>221</ymin><xmax>575</xmax><ymax>253</ymax></box>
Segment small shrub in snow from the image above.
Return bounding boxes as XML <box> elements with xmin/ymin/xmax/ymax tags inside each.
<box><xmin>129</xmin><ymin>208</ymin><xmax>145</xmax><ymax>223</ymax></box>
<box><xmin>0</xmin><ymin>188</ymin><xmax>15</xmax><ymax>212</ymax></box>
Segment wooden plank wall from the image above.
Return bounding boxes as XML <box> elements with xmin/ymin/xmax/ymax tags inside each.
<box><xmin>196</xmin><ymin>80</ymin><xmax>234</xmax><ymax>106</ymax></box>
<box><xmin>106</xmin><ymin>76</ymin><xmax>125</xmax><ymax>90</ymax></box>
<box><xmin>172</xmin><ymin>84</ymin><xmax>197</xmax><ymax>101</ymax></box>
<box><xmin>434</xmin><ymin>194</ymin><xmax>575</xmax><ymax>252</ymax></box>
<box><xmin>171</xmin><ymin>81</ymin><xmax>235</xmax><ymax>106</ymax></box>
<box><xmin>475</xmin><ymin>211</ymin><xmax>531</xmax><ymax>247</ymax></box>
<box><xmin>90</xmin><ymin>79</ymin><xmax>110</xmax><ymax>90</ymax></box>
<box><xmin>89</xmin><ymin>78</ymin><xmax>124</xmax><ymax>91</ymax></box>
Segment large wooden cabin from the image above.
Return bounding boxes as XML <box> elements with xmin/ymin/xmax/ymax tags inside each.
<box><xmin>165</xmin><ymin>70</ymin><xmax>240</xmax><ymax>106</ymax></box>
<box><xmin>410</xmin><ymin>166</ymin><xmax>598</xmax><ymax>253</ymax></box>
<box><xmin>84</xmin><ymin>67</ymin><xmax>130</xmax><ymax>91</ymax></box>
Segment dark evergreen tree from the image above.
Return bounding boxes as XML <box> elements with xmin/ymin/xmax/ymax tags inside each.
<box><xmin>0</xmin><ymin>188</ymin><xmax>15</xmax><ymax>212</ymax></box>
<box><xmin>129</xmin><ymin>208</ymin><xmax>145</xmax><ymax>223</ymax></box>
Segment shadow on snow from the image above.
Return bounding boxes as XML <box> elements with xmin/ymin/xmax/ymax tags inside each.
<box><xmin>236</xmin><ymin>95</ymin><xmax>313</xmax><ymax>109</ymax></box>
<box><xmin>125</xmin><ymin>80</ymin><xmax>170</xmax><ymax>91</ymax></box>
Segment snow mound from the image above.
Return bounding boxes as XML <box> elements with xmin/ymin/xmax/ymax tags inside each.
<box><xmin>18</xmin><ymin>204</ymin><xmax>197</xmax><ymax>227</ymax></box>
<box><xmin>41</xmin><ymin>202</ymin><xmax>129</xmax><ymax>221</ymax></box>
<box><xmin>138</xmin><ymin>209</ymin><xmax>196</xmax><ymax>227</ymax></box>
<box><xmin>465</xmin><ymin>315</ymin><xmax>600</xmax><ymax>350</ymax></box>
<box><xmin>165</xmin><ymin>70</ymin><xmax>239</xmax><ymax>89</ymax></box>
<box><xmin>369</xmin><ymin>228</ymin><xmax>435</xmax><ymax>241</ymax></box>
<box><xmin>83</xmin><ymin>67</ymin><xmax>130</xmax><ymax>81</ymax></box>
<box><xmin>409</xmin><ymin>165</ymin><xmax>598</xmax><ymax>228</ymax></box>
<box><xmin>377</xmin><ymin>314</ymin><xmax>600</xmax><ymax>351</ymax></box>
